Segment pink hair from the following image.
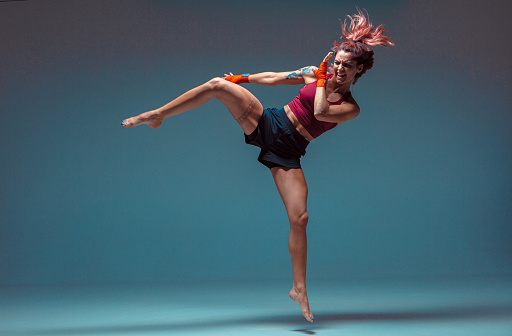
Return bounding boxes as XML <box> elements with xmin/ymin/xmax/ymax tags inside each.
<box><xmin>332</xmin><ymin>9</ymin><xmax>394</xmax><ymax>84</ymax></box>
<box><xmin>336</xmin><ymin>8</ymin><xmax>394</xmax><ymax>49</ymax></box>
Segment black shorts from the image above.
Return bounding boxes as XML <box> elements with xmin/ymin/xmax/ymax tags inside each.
<box><xmin>245</xmin><ymin>107</ymin><xmax>310</xmax><ymax>169</ymax></box>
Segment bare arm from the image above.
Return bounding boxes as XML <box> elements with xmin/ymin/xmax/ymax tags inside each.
<box><xmin>313</xmin><ymin>52</ymin><xmax>360</xmax><ymax>124</ymax></box>
<box><xmin>243</xmin><ymin>66</ymin><xmax>318</xmax><ymax>86</ymax></box>
<box><xmin>314</xmin><ymin>86</ymin><xmax>360</xmax><ymax>124</ymax></box>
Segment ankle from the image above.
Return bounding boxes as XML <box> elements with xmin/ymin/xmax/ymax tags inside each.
<box><xmin>292</xmin><ymin>284</ymin><xmax>307</xmax><ymax>293</ymax></box>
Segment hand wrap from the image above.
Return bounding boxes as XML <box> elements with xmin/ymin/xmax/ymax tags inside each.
<box><xmin>315</xmin><ymin>62</ymin><xmax>328</xmax><ymax>87</ymax></box>
<box><xmin>224</xmin><ymin>73</ymin><xmax>250</xmax><ymax>84</ymax></box>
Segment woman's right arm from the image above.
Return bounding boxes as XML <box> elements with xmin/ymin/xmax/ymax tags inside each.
<box><xmin>225</xmin><ymin>67</ymin><xmax>318</xmax><ymax>86</ymax></box>
<box><xmin>250</xmin><ymin>66</ymin><xmax>318</xmax><ymax>86</ymax></box>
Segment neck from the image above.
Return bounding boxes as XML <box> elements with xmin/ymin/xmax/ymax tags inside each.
<box><xmin>326</xmin><ymin>77</ymin><xmax>351</xmax><ymax>95</ymax></box>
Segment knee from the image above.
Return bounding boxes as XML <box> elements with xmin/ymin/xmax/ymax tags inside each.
<box><xmin>290</xmin><ymin>211</ymin><xmax>309</xmax><ymax>230</ymax></box>
<box><xmin>205</xmin><ymin>77</ymin><xmax>229</xmax><ymax>91</ymax></box>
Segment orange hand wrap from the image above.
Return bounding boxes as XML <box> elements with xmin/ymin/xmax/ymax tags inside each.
<box><xmin>315</xmin><ymin>61</ymin><xmax>328</xmax><ymax>87</ymax></box>
<box><xmin>224</xmin><ymin>73</ymin><xmax>250</xmax><ymax>84</ymax></box>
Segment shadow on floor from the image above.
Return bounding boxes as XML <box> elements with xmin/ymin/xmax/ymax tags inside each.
<box><xmin>7</xmin><ymin>304</ymin><xmax>512</xmax><ymax>335</ymax></box>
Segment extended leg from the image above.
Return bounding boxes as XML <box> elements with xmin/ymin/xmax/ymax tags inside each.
<box><xmin>271</xmin><ymin>167</ymin><xmax>314</xmax><ymax>323</ymax></box>
<box><xmin>121</xmin><ymin>78</ymin><xmax>264</xmax><ymax>135</ymax></box>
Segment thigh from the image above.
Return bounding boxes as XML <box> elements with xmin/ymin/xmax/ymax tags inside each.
<box><xmin>211</xmin><ymin>78</ymin><xmax>264</xmax><ymax>135</ymax></box>
<box><xmin>271</xmin><ymin>167</ymin><xmax>308</xmax><ymax>219</ymax></box>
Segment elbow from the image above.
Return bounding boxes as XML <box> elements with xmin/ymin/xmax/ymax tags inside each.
<box><xmin>314</xmin><ymin>108</ymin><xmax>328</xmax><ymax>118</ymax></box>
<box><xmin>262</xmin><ymin>73</ymin><xmax>278</xmax><ymax>86</ymax></box>
<box><xmin>347</xmin><ymin>108</ymin><xmax>360</xmax><ymax>121</ymax></box>
<box><xmin>268</xmin><ymin>73</ymin><xmax>281</xmax><ymax>86</ymax></box>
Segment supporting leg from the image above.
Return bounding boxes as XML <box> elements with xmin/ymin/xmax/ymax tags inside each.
<box><xmin>271</xmin><ymin>167</ymin><xmax>314</xmax><ymax>323</ymax></box>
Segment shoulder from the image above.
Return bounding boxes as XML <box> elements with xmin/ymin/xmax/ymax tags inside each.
<box><xmin>335</xmin><ymin>92</ymin><xmax>361</xmax><ymax>121</ymax></box>
<box><xmin>301</xmin><ymin>66</ymin><xmax>318</xmax><ymax>84</ymax></box>
<box><xmin>300</xmin><ymin>66</ymin><xmax>317</xmax><ymax>74</ymax></box>
<box><xmin>340</xmin><ymin>95</ymin><xmax>360</xmax><ymax>119</ymax></box>
<box><xmin>343</xmin><ymin>92</ymin><xmax>359</xmax><ymax>109</ymax></box>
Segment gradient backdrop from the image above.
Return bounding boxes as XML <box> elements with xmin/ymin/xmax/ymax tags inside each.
<box><xmin>1</xmin><ymin>0</ymin><xmax>511</xmax><ymax>285</ymax></box>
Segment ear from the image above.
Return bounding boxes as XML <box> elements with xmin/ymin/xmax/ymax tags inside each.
<box><xmin>357</xmin><ymin>63</ymin><xmax>364</xmax><ymax>73</ymax></box>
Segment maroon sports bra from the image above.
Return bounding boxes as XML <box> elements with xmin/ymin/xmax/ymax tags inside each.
<box><xmin>287</xmin><ymin>74</ymin><xmax>352</xmax><ymax>139</ymax></box>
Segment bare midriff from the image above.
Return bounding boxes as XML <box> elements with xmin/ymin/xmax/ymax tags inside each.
<box><xmin>284</xmin><ymin>105</ymin><xmax>314</xmax><ymax>142</ymax></box>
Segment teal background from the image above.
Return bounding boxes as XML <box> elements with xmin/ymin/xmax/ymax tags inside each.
<box><xmin>1</xmin><ymin>0</ymin><xmax>511</xmax><ymax>285</ymax></box>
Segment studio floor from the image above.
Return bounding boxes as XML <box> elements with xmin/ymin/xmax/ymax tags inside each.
<box><xmin>1</xmin><ymin>276</ymin><xmax>511</xmax><ymax>336</ymax></box>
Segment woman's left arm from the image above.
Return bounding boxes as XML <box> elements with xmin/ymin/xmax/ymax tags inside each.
<box><xmin>313</xmin><ymin>88</ymin><xmax>360</xmax><ymax>124</ymax></box>
<box><xmin>313</xmin><ymin>52</ymin><xmax>360</xmax><ymax>124</ymax></box>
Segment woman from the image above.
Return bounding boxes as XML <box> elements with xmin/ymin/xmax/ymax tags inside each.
<box><xmin>121</xmin><ymin>10</ymin><xmax>393</xmax><ymax>323</ymax></box>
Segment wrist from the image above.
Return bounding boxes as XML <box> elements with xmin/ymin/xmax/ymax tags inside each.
<box><xmin>225</xmin><ymin>73</ymin><xmax>250</xmax><ymax>84</ymax></box>
<box><xmin>317</xmin><ymin>78</ymin><xmax>326</xmax><ymax>87</ymax></box>
<box><xmin>240</xmin><ymin>73</ymin><xmax>250</xmax><ymax>83</ymax></box>
<box><xmin>315</xmin><ymin>61</ymin><xmax>328</xmax><ymax>87</ymax></box>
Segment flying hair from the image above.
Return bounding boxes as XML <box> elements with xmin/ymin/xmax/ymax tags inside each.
<box><xmin>334</xmin><ymin>8</ymin><xmax>394</xmax><ymax>50</ymax></box>
<box><xmin>331</xmin><ymin>9</ymin><xmax>394</xmax><ymax>85</ymax></box>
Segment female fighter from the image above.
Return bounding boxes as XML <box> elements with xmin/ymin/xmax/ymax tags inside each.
<box><xmin>121</xmin><ymin>10</ymin><xmax>393</xmax><ymax>322</ymax></box>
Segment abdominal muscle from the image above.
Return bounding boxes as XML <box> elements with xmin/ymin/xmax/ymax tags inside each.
<box><xmin>284</xmin><ymin>105</ymin><xmax>314</xmax><ymax>142</ymax></box>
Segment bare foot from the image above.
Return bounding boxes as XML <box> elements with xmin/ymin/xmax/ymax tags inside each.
<box><xmin>289</xmin><ymin>287</ymin><xmax>314</xmax><ymax>323</ymax></box>
<box><xmin>121</xmin><ymin>110</ymin><xmax>163</xmax><ymax>129</ymax></box>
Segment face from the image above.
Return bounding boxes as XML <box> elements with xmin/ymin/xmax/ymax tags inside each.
<box><xmin>332</xmin><ymin>50</ymin><xmax>364</xmax><ymax>85</ymax></box>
